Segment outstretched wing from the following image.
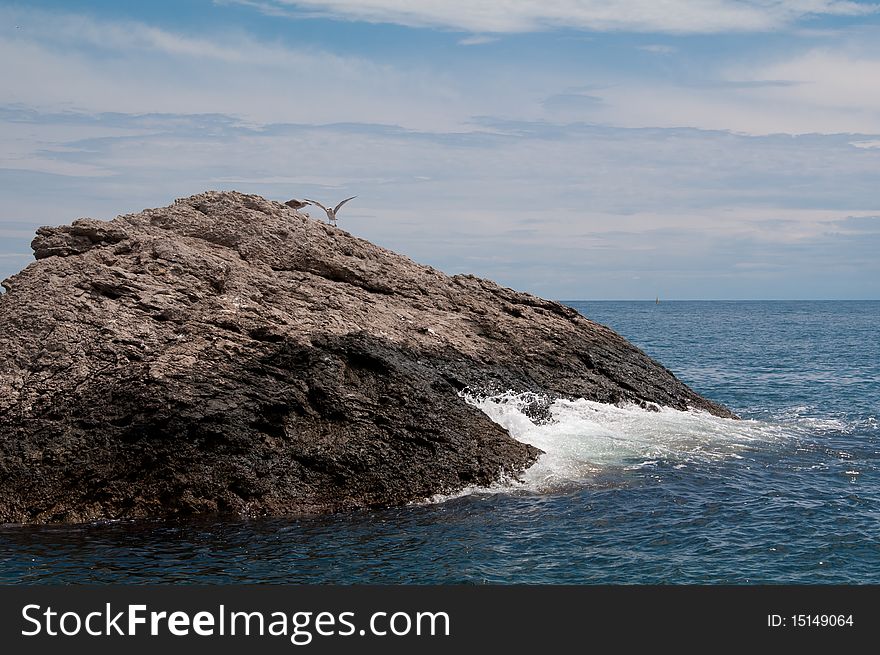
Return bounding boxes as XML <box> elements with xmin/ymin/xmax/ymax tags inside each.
<box><xmin>304</xmin><ymin>198</ymin><xmax>329</xmax><ymax>212</ymax></box>
<box><xmin>333</xmin><ymin>196</ymin><xmax>357</xmax><ymax>214</ymax></box>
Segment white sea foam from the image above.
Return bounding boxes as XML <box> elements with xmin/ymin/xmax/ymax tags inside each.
<box><xmin>423</xmin><ymin>392</ymin><xmax>857</xmax><ymax>505</ymax></box>
<box><xmin>459</xmin><ymin>391</ymin><xmax>795</xmax><ymax>492</ymax></box>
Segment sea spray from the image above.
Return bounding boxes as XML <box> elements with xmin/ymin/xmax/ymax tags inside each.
<box><xmin>458</xmin><ymin>391</ymin><xmax>797</xmax><ymax>493</ymax></box>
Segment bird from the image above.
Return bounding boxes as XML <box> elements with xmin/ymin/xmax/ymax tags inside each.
<box><xmin>304</xmin><ymin>196</ymin><xmax>357</xmax><ymax>226</ymax></box>
<box><xmin>284</xmin><ymin>198</ymin><xmax>309</xmax><ymax>210</ymax></box>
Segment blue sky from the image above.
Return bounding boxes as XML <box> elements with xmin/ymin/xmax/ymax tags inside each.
<box><xmin>2</xmin><ymin>1</ymin><xmax>880</xmax><ymax>299</ymax></box>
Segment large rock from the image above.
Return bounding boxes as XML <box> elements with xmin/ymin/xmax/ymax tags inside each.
<box><xmin>0</xmin><ymin>192</ymin><xmax>734</xmax><ymax>523</ymax></box>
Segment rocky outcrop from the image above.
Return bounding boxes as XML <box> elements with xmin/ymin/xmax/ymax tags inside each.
<box><xmin>0</xmin><ymin>191</ymin><xmax>734</xmax><ymax>524</ymax></box>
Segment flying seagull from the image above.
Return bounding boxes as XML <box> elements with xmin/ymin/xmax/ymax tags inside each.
<box><xmin>304</xmin><ymin>196</ymin><xmax>357</xmax><ymax>226</ymax></box>
<box><xmin>284</xmin><ymin>198</ymin><xmax>309</xmax><ymax>210</ymax></box>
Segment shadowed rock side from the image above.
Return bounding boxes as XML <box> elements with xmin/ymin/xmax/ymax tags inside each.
<box><xmin>0</xmin><ymin>192</ymin><xmax>734</xmax><ymax>524</ymax></box>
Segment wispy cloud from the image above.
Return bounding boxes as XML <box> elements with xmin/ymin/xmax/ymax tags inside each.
<box><xmin>8</xmin><ymin>8</ymin><xmax>252</xmax><ymax>62</ymax></box>
<box><xmin>2</xmin><ymin>109</ymin><xmax>879</xmax><ymax>297</ymax></box>
<box><xmin>0</xmin><ymin>6</ymin><xmax>474</xmax><ymax>129</ymax></box>
<box><xmin>458</xmin><ymin>35</ymin><xmax>499</xmax><ymax>46</ymax></box>
<box><xmin>6</xmin><ymin>5</ymin><xmax>880</xmax><ymax>135</ymax></box>
<box><xmin>213</xmin><ymin>0</ymin><xmax>302</xmax><ymax>19</ymax></box>
<box><xmin>637</xmin><ymin>44</ymin><xmax>677</xmax><ymax>54</ymax></box>
<box><xmin>738</xmin><ymin>48</ymin><xmax>880</xmax><ymax>113</ymax></box>
<box><xmin>224</xmin><ymin>0</ymin><xmax>880</xmax><ymax>34</ymax></box>
<box><xmin>566</xmin><ymin>43</ymin><xmax>880</xmax><ymax>134</ymax></box>
<box><xmin>3</xmin><ymin>3</ymin><xmax>880</xmax><ymax>298</ymax></box>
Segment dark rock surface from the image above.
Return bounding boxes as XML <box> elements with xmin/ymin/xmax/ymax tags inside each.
<box><xmin>0</xmin><ymin>191</ymin><xmax>734</xmax><ymax>523</ymax></box>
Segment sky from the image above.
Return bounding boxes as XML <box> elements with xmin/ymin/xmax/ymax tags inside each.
<box><xmin>2</xmin><ymin>1</ymin><xmax>880</xmax><ymax>299</ymax></box>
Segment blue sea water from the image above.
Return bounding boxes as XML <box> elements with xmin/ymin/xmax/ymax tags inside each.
<box><xmin>1</xmin><ymin>300</ymin><xmax>878</xmax><ymax>584</ymax></box>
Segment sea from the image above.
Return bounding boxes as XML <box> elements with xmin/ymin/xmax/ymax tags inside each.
<box><xmin>2</xmin><ymin>300</ymin><xmax>878</xmax><ymax>584</ymax></box>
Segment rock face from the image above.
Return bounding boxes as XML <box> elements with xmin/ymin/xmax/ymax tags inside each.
<box><xmin>0</xmin><ymin>192</ymin><xmax>734</xmax><ymax>524</ymax></box>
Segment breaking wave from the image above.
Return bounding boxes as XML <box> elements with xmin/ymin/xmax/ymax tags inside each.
<box><xmin>431</xmin><ymin>391</ymin><xmax>819</xmax><ymax>500</ymax></box>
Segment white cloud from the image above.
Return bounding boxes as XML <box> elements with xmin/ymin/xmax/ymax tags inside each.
<box><xmin>638</xmin><ymin>44</ymin><xmax>677</xmax><ymax>54</ymax></box>
<box><xmin>0</xmin><ymin>7</ymin><xmax>477</xmax><ymax>130</ymax></box>
<box><xmin>3</xmin><ymin>110</ymin><xmax>879</xmax><ymax>298</ymax></box>
<box><xmin>7</xmin><ymin>5</ymin><xmax>880</xmax><ymax>136</ymax></box>
<box><xmin>2</xmin><ymin>5</ymin><xmax>877</xmax><ymax>297</ymax></box>
<box><xmin>742</xmin><ymin>49</ymin><xmax>880</xmax><ymax>112</ymax></box>
<box><xmin>0</xmin><ymin>119</ymin><xmax>148</xmax><ymax>177</ymax></box>
<box><xmin>229</xmin><ymin>0</ymin><xmax>879</xmax><ymax>34</ymax></box>
<box><xmin>458</xmin><ymin>35</ymin><xmax>499</xmax><ymax>46</ymax></box>
<box><xmin>583</xmin><ymin>83</ymin><xmax>880</xmax><ymax>134</ymax></box>
<box><xmin>37</xmin><ymin>14</ymin><xmax>247</xmax><ymax>62</ymax></box>
<box><xmin>559</xmin><ymin>43</ymin><xmax>880</xmax><ymax>135</ymax></box>
<box><xmin>0</xmin><ymin>156</ymin><xmax>114</xmax><ymax>178</ymax></box>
